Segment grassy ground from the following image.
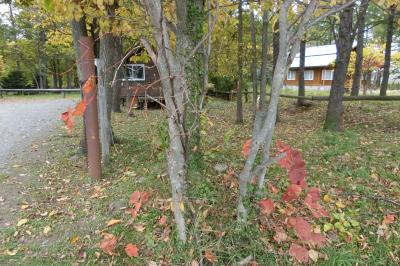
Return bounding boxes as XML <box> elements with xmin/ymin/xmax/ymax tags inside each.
<box><xmin>0</xmin><ymin>96</ymin><xmax>399</xmax><ymax>265</ymax></box>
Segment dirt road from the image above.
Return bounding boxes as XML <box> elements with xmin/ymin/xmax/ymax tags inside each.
<box><xmin>0</xmin><ymin>98</ymin><xmax>75</xmax><ymax>231</ymax></box>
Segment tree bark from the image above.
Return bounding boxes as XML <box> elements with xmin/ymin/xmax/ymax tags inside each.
<box><xmin>380</xmin><ymin>5</ymin><xmax>395</xmax><ymax>96</ymax></box>
<box><xmin>96</xmin><ymin>59</ymin><xmax>111</xmax><ymax>164</ymax></box>
<box><xmin>351</xmin><ymin>0</ymin><xmax>369</xmax><ymax>96</ymax></box>
<box><xmin>250</xmin><ymin>11</ymin><xmax>258</xmax><ymax>116</ymax></box>
<box><xmin>112</xmin><ymin>36</ymin><xmax>123</xmax><ymax>113</ymax></box>
<box><xmin>236</xmin><ymin>0</ymin><xmax>244</xmax><ymax>123</ymax></box>
<box><xmin>324</xmin><ymin>6</ymin><xmax>354</xmax><ymax>131</ymax></box>
<box><xmin>259</xmin><ymin>11</ymin><xmax>269</xmax><ymax>111</ymax></box>
<box><xmin>298</xmin><ymin>39</ymin><xmax>306</xmax><ymax>106</ymax></box>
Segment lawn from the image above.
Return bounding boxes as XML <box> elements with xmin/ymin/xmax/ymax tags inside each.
<box><xmin>0</xmin><ymin>96</ymin><xmax>399</xmax><ymax>265</ymax></box>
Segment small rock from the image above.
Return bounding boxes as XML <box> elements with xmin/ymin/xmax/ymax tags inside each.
<box><xmin>214</xmin><ymin>163</ymin><xmax>228</xmax><ymax>173</ymax></box>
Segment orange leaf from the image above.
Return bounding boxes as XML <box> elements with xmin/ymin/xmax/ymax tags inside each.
<box><xmin>242</xmin><ymin>139</ymin><xmax>252</xmax><ymax>157</ymax></box>
<box><xmin>83</xmin><ymin>76</ymin><xmax>95</xmax><ymax>95</ymax></box>
<box><xmin>106</xmin><ymin>219</ymin><xmax>122</xmax><ymax>227</ymax></box>
<box><xmin>73</xmin><ymin>100</ymin><xmax>87</xmax><ymax>116</ymax></box>
<box><xmin>61</xmin><ymin>107</ymin><xmax>74</xmax><ymax>134</ymax></box>
<box><xmin>158</xmin><ymin>215</ymin><xmax>167</xmax><ymax>226</ymax></box>
<box><xmin>383</xmin><ymin>214</ymin><xmax>396</xmax><ymax>225</ymax></box>
<box><xmin>204</xmin><ymin>249</ymin><xmax>217</xmax><ymax>263</ymax></box>
<box><xmin>259</xmin><ymin>198</ymin><xmax>274</xmax><ymax>215</ymax></box>
<box><xmin>125</xmin><ymin>243</ymin><xmax>138</xmax><ymax>257</ymax></box>
<box><xmin>99</xmin><ymin>234</ymin><xmax>117</xmax><ymax>255</ymax></box>
<box><xmin>282</xmin><ymin>184</ymin><xmax>302</xmax><ymax>202</ymax></box>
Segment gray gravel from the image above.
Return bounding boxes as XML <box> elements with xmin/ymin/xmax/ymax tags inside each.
<box><xmin>0</xmin><ymin>98</ymin><xmax>75</xmax><ymax>170</ymax></box>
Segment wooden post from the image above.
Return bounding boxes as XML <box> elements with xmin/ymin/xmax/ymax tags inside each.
<box><xmin>79</xmin><ymin>37</ymin><xmax>102</xmax><ymax>178</ymax></box>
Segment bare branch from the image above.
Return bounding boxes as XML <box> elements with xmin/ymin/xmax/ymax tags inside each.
<box><xmin>307</xmin><ymin>0</ymin><xmax>357</xmax><ymax>28</ymax></box>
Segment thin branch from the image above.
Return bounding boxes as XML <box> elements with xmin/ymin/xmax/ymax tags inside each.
<box><xmin>307</xmin><ymin>0</ymin><xmax>357</xmax><ymax>28</ymax></box>
<box><xmin>111</xmin><ymin>45</ymin><xmax>141</xmax><ymax>87</ymax></box>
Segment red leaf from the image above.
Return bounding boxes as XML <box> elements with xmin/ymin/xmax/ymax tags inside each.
<box><xmin>288</xmin><ymin>217</ymin><xmax>312</xmax><ymax>241</ymax></box>
<box><xmin>99</xmin><ymin>234</ymin><xmax>117</xmax><ymax>255</ymax></box>
<box><xmin>288</xmin><ymin>243</ymin><xmax>309</xmax><ymax>263</ymax></box>
<box><xmin>242</xmin><ymin>139</ymin><xmax>252</xmax><ymax>157</ymax></box>
<box><xmin>158</xmin><ymin>215</ymin><xmax>167</xmax><ymax>226</ymax></box>
<box><xmin>276</xmin><ymin>142</ymin><xmax>307</xmax><ymax>188</ymax></box>
<box><xmin>304</xmin><ymin>193</ymin><xmax>329</xmax><ymax>219</ymax></box>
<box><xmin>130</xmin><ymin>208</ymin><xmax>139</xmax><ymax>220</ymax></box>
<box><xmin>282</xmin><ymin>184</ymin><xmax>302</xmax><ymax>202</ymax></box>
<box><xmin>259</xmin><ymin>198</ymin><xmax>274</xmax><ymax>215</ymax></box>
<box><xmin>125</xmin><ymin>243</ymin><xmax>139</xmax><ymax>257</ymax></box>
<box><xmin>140</xmin><ymin>191</ymin><xmax>150</xmax><ymax>204</ymax></box>
<box><xmin>308</xmin><ymin>187</ymin><xmax>321</xmax><ymax>201</ymax></box>
<box><xmin>269</xmin><ymin>184</ymin><xmax>279</xmax><ymax>194</ymax></box>
<box><xmin>129</xmin><ymin>191</ymin><xmax>141</xmax><ymax>205</ymax></box>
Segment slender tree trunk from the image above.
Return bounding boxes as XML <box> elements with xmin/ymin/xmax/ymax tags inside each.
<box><xmin>380</xmin><ymin>5</ymin><xmax>395</xmax><ymax>96</ymax></box>
<box><xmin>324</xmin><ymin>6</ymin><xmax>354</xmax><ymax>131</ymax></box>
<box><xmin>259</xmin><ymin>11</ymin><xmax>269</xmax><ymax>111</ymax></box>
<box><xmin>199</xmin><ymin>0</ymin><xmax>212</xmax><ymax>110</ymax></box>
<box><xmin>57</xmin><ymin>58</ymin><xmax>63</xmax><ymax>88</ymax></box>
<box><xmin>112</xmin><ymin>36</ymin><xmax>123</xmax><ymax>113</ymax></box>
<box><xmin>71</xmin><ymin>16</ymin><xmax>89</xmax><ymax>154</ymax></box>
<box><xmin>298</xmin><ymin>39</ymin><xmax>306</xmax><ymax>106</ymax></box>
<box><xmin>52</xmin><ymin>58</ymin><xmax>58</xmax><ymax>88</ymax></box>
<box><xmin>250</xmin><ymin>11</ymin><xmax>258</xmax><ymax>116</ymax></box>
<box><xmin>236</xmin><ymin>0</ymin><xmax>244</xmax><ymax>123</ymax></box>
<box><xmin>351</xmin><ymin>0</ymin><xmax>369</xmax><ymax>96</ymax></box>
<box><xmin>96</xmin><ymin>59</ymin><xmax>111</xmax><ymax>163</ymax></box>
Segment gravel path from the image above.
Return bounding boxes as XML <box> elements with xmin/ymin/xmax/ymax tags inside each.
<box><xmin>0</xmin><ymin>98</ymin><xmax>75</xmax><ymax>170</ymax></box>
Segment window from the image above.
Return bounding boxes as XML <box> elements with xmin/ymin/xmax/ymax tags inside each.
<box><xmin>126</xmin><ymin>64</ymin><xmax>145</xmax><ymax>81</ymax></box>
<box><xmin>322</xmin><ymin>69</ymin><xmax>334</xmax><ymax>80</ymax></box>
<box><xmin>287</xmin><ymin>70</ymin><xmax>296</xmax><ymax>80</ymax></box>
<box><xmin>304</xmin><ymin>70</ymin><xmax>314</xmax><ymax>80</ymax></box>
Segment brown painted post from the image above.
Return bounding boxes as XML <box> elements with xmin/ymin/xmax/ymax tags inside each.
<box><xmin>79</xmin><ymin>37</ymin><xmax>102</xmax><ymax>178</ymax></box>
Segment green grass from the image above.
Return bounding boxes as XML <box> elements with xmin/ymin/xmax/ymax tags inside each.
<box><xmin>0</xmin><ymin>97</ymin><xmax>399</xmax><ymax>265</ymax></box>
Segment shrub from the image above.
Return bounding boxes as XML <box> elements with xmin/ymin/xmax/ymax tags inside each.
<box><xmin>1</xmin><ymin>70</ymin><xmax>27</xmax><ymax>89</ymax></box>
<box><xmin>210</xmin><ymin>75</ymin><xmax>235</xmax><ymax>92</ymax></box>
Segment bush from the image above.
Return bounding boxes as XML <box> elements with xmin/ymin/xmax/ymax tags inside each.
<box><xmin>1</xmin><ymin>70</ymin><xmax>27</xmax><ymax>89</ymax></box>
<box><xmin>210</xmin><ymin>75</ymin><xmax>235</xmax><ymax>92</ymax></box>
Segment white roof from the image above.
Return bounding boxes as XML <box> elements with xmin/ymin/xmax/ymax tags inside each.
<box><xmin>290</xmin><ymin>44</ymin><xmax>337</xmax><ymax>68</ymax></box>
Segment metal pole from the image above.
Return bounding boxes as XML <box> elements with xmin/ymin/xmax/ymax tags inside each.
<box><xmin>79</xmin><ymin>37</ymin><xmax>102</xmax><ymax>179</ymax></box>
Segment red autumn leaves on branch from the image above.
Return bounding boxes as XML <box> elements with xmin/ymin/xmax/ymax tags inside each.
<box><xmin>61</xmin><ymin>76</ymin><xmax>95</xmax><ymax>133</ymax></box>
<box><xmin>257</xmin><ymin>141</ymin><xmax>329</xmax><ymax>263</ymax></box>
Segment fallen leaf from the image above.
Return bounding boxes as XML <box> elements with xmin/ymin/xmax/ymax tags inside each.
<box><xmin>43</xmin><ymin>226</ymin><xmax>51</xmax><ymax>235</ymax></box>
<box><xmin>258</xmin><ymin>198</ymin><xmax>274</xmax><ymax>215</ymax></box>
<box><xmin>383</xmin><ymin>214</ymin><xmax>396</xmax><ymax>225</ymax></box>
<box><xmin>158</xmin><ymin>215</ymin><xmax>167</xmax><ymax>226</ymax></box>
<box><xmin>6</xmin><ymin>249</ymin><xmax>18</xmax><ymax>256</ymax></box>
<box><xmin>70</xmin><ymin>236</ymin><xmax>80</xmax><ymax>245</ymax></box>
<box><xmin>106</xmin><ymin>219</ymin><xmax>122</xmax><ymax>227</ymax></box>
<box><xmin>289</xmin><ymin>243</ymin><xmax>309</xmax><ymax>263</ymax></box>
<box><xmin>273</xmin><ymin>227</ymin><xmax>288</xmax><ymax>244</ymax></box>
<box><xmin>20</xmin><ymin>204</ymin><xmax>30</xmax><ymax>210</ymax></box>
<box><xmin>204</xmin><ymin>249</ymin><xmax>217</xmax><ymax>263</ymax></box>
<box><xmin>17</xmin><ymin>219</ymin><xmax>29</xmax><ymax>227</ymax></box>
<box><xmin>99</xmin><ymin>234</ymin><xmax>117</xmax><ymax>256</ymax></box>
<box><xmin>191</xmin><ymin>260</ymin><xmax>200</xmax><ymax>266</ymax></box>
<box><xmin>125</xmin><ymin>243</ymin><xmax>138</xmax><ymax>257</ymax></box>
<box><xmin>129</xmin><ymin>191</ymin><xmax>141</xmax><ymax>205</ymax></box>
<box><xmin>242</xmin><ymin>139</ymin><xmax>252</xmax><ymax>157</ymax></box>
<box><xmin>308</xmin><ymin>249</ymin><xmax>319</xmax><ymax>262</ymax></box>
<box><xmin>133</xmin><ymin>223</ymin><xmax>146</xmax><ymax>232</ymax></box>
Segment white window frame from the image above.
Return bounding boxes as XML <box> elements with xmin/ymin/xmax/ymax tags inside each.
<box><xmin>322</xmin><ymin>69</ymin><xmax>334</xmax><ymax>81</ymax></box>
<box><xmin>287</xmin><ymin>70</ymin><xmax>296</xmax><ymax>80</ymax></box>
<box><xmin>304</xmin><ymin>70</ymin><xmax>314</xmax><ymax>81</ymax></box>
<box><xmin>126</xmin><ymin>64</ymin><xmax>145</xmax><ymax>81</ymax></box>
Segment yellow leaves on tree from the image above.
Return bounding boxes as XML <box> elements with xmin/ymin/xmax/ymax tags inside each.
<box><xmin>61</xmin><ymin>76</ymin><xmax>95</xmax><ymax>134</ymax></box>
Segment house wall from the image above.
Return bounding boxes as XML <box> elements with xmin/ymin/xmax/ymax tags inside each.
<box><xmin>120</xmin><ymin>61</ymin><xmax>163</xmax><ymax>101</ymax></box>
<box><xmin>284</xmin><ymin>67</ymin><xmax>333</xmax><ymax>88</ymax></box>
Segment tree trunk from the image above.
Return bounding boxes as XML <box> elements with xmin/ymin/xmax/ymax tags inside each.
<box><xmin>71</xmin><ymin>16</ymin><xmax>89</xmax><ymax>154</ymax></box>
<box><xmin>52</xmin><ymin>58</ymin><xmax>58</xmax><ymax>88</ymax></box>
<box><xmin>298</xmin><ymin>39</ymin><xmax>306</xmax><ymax>106</ymax></box>
<box><xmin>380</xmin><ymin>5</ymin><xmax>395</xmax><ymax>96</ymax></box>
<box><xmin>236</xmin><ymin>0</ymin><xmax>244</xmax><ymax>123</ymax></box>
<box><xmin>200</xmin><ymin>0</ymin><xmax>212</xmax><ymax>110</ymax></box>
<box><xmin>96</xmin><ymin>59</ymin><xmax>111</xmax><ymax>164</ymax></box>
<box><xmin>259</xmin><ymin>11</ymin><xmax>269</xmax><ymax>111</ymax></box>
<box><xmin>324</xmin><ymin>6</ymin><xmax>354</xmax><ymax>131</ymax></box>
<box><xmin>351</xmin><ymin>0</ymin><xmax>369</xmax><ymax>96</ymax></box>
<box><xmin>250</xmin><ymin>11</ymin><xmax>258</xmax><ymax>116</ymax></box>
<box><xmin>57</xmin><ymin>58</ymin><xmax>63</xmax><ymax>88</ymax></box>
<box><xmin>112</xmin><ymin>36</ymin><xmax>123</xmax><ymax>113</ymax></box>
